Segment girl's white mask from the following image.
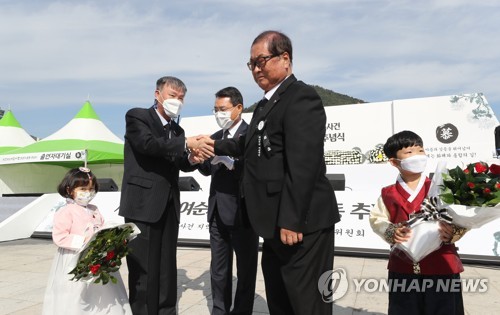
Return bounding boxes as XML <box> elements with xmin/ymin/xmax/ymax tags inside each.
<box><xmin>74</xmin><ymin>190</ymin><xmax>96</xmax><ymax>207</ymax></box>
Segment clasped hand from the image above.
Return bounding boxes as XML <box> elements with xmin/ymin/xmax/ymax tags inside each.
<box><xmin>280</xmin><ymin>228</ymin><xmax>303</xmax><ymax>246</ymax></box>
<box><xmin>186</xmin><ymin>135</ymin><xmax>215</xmax><ymax>163</ymax></box>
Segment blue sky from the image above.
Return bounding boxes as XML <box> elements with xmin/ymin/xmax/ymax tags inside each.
<box><xmin>1</xmin><ymin>0</ymin><xmax>499</xmax><ymax>140</ymax></box>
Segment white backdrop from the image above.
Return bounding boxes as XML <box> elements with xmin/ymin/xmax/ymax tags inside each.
<box><xmin>27</xmin><ymin>93</ymin><xmax>500</xmax><ymax>262</ymax></box>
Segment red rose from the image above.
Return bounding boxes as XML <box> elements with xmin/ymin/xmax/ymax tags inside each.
<box><xmin>467</xmin><ymin>182</ymin><xmax>475</xmax><ymax>189</ymax></box>
<box><xmin>475</xmin><ymin>162</ymin><xmax>488</xmax><ymax>173</ymax></box>
<box><xmin>484</xmin><ymin>188</ymin><xmax>491</xmax><ymax>194</ymax></box>
<box><xmin>495</xmin><ymin>183</ymin><xmax>500</xmax><ymax>190</ymax></box>
<box><xmin>90</xmin><ymin>264</ymin><xmax>101</xmax><ymax>275</ymax></box>
<box><xmin>106</xmin><ymin>251</ymin><xmax>115</xmax><ymax>261</ymax></box>
<box><xmin>490</xmin><ymin>164</ymin><xmax>500</xmax><ymax>175</ymax></box>
<box><xmin>464</xmin><ymin>169</ymin><xmax>470</xmax><ymax>174</ymax></box>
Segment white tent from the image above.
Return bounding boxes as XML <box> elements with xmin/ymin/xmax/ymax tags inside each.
<box><xmin>0</xmin><ymin>101</ymin><xmax>124</xmax><ymax>195</ymax></box>
<box><xmin>0</xmin><ymin>110</ymin><xmax>35</xmax><ymax>153</ymax></box>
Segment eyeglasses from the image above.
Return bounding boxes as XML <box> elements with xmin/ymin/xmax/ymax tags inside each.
<box><xmin>246</xmin><ymin>54</ymin><xmax>280</xmax><ymax>71</ymax></box>
<box><xmin>212</xmin><ymin>106</ymin><xmax>235</xmax><ymax>114</ymax></box>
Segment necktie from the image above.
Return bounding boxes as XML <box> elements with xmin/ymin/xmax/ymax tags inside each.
<box><xmin>223</xmin><ymin>129</ymin><xmax>230</xmax><ymax>139</ymax></box>
<box><xmin>164</xmin><ymin>123</ymin><xmax>170</xmax><ymax>139</ymax></box>
<box><xmin>252</xmin><ymin>98</ymin><xmax>268</xmax><ymax>121</ymax></box>
<box><xmin>257</xmin><ymin>98</ymin><xmax>267</xmax><ymax>112</ymax></box>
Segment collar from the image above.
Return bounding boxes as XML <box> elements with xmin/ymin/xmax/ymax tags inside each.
<box><xmin>396</xmin><ymin>174</ymin><xmax>426</xmax><ymax>203</ymax></box>
<box><xmin>225</xmin><ymin>119</ymin><xmax>243</xmax><ymax>138</ymax></box>
<box><xmin>154</xmin><ymin>104</ymin><xmax>169</xmax><ymax>126</ymax></box>
<box><xmin>264</xmin><ymin>74</ymin><xmax>291</xmax><ymax>100</ymax></box>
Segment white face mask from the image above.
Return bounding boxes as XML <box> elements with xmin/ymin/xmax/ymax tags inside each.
<box><xmin>398</xmin><ymin>155</ymin><xmax>428</xmax><ymax>173</ymax></box>
<box><xmin>162</xmin><ymin>98</ymin><xmax>183</xmax><ymax>118</ymax></box>
<box><xmin>215</xmin><ymin>110</ymin><xmax>235</xmax><ymax>130</ymax></box>
<box><xmin>74</xmin><ymin>190</ymin><xmax>96</xmax><ymax>207</ymax></box>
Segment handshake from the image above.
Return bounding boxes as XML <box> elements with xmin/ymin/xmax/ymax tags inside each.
<box><xmin>186</xmin><ymin>136</ymin><xmax>235</xmax><ymax>169</ymax></box>
<box><xmin>186</xmin><ymin>135</ymin><xmax>216</xmax><ymax>163</ymax></box>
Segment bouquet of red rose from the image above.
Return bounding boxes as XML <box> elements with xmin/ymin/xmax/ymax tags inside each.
<box><xmin>395</xmin><ymin>161</ymin><xmax>500</xmax><ymax>263</ymax></box>
<box><xmin>69</xmin><ymin>222</ymin><xmax>140</xmax><ymax>285</ymax></box>
<box><xmin>438</xmin><ymin>161</ymin><xmax>500</xmax><ymax>228</ymax></box>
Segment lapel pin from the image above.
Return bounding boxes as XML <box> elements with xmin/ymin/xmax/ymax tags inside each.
<box><xmin>257</xmin><ymin>120</ymin><xmax>265</xmax><ymax>131</ymax></box>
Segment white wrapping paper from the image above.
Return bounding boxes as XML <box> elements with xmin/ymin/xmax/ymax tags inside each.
<box><xmin>394</xmin><ymin>221</ymin><xmax>442</xmax><ymax>263</ymax></box>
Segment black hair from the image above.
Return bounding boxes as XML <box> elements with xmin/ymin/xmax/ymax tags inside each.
<box><xmin>215</xmin><ymin>86</ymin><xmax>244</xmax><ymax>108</ymax></box>
<box><xmin>57</xmin><ymin>167</ymin><xmax>99</xmax><ymax>198</ymax></box>
<box><xmin>252</xmin><ymin>30</ymin><xmax>293</xmax><ymax>63</ymax></box>
<box><xmin>383</xmin><ymin>130</ymin><xmax>424</xmax><ymax>159</ymax></box>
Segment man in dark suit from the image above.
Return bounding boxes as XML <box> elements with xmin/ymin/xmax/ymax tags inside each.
<box><xmin>193</xmin><ymin>87</ymin><xmax>259</xmax><ymax>315</ymax></box>
<box><xmin>119</xmin><ymin>76</ymin><xmax>212</xmax><ymax>314</ymax></box>
<box><xmin>205</xmin><ymin>31</ymin><xmax>341</xmax><ymax>314</ymax></box>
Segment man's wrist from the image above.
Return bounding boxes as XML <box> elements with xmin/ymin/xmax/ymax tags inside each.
<box><xmin>185</xmin><ymin>138</ymin><xmax>191</xmax><ymax>153</ymax></box>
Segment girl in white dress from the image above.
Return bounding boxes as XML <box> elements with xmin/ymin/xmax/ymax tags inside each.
<box><xmin>42</xmin><ymin>167</ymin><xmax>132</xmax><ymax>315</ymax></box>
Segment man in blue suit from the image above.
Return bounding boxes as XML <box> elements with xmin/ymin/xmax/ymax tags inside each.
<box><xmin>195</xmin><ymin>87</ymin><xmax>259</xmax><ymax>315</ymax></box>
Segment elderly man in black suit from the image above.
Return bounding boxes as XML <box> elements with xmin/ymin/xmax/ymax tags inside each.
<box><xmin>204</xmin><ymin>31</ymin><xmax>341</xmax><ymax>314</ymax></box>
<box><xmin>119</xmin><ymin>76</ymin><xmax>212</xmax><ymax>314</ymax></box>
<box><xmin>191</xmin><ymin>86</ymin><xmax>259</xmax><ymax>315</ymax></box>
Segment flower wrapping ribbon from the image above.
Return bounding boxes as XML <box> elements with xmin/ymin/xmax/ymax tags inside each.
<box><xmin>405</xmin><ymin>196</ymin><xmax>453</xmax><ymax>227</ymax></box>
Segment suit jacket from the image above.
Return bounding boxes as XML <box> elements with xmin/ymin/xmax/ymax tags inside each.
<box><xmin>215</xmin><ymin>75</ymin><xmax>340</xmax><ymax>239</ymax></box>
<box><xmin>119</xmin><ymin>106</ymin><xmax>194</xmax><ymax>223</ymax></box>
<box><xmin>197</xmin><ymin>121</ymin><xmax>247</xmax><ymax>227</ymax></box>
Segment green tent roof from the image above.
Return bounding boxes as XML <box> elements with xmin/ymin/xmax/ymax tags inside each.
<box><xmin>0</xmin><ymin>110</ymin><xmax>23</xmax><ymax>128</ymax></box>
<box><xmin>74</xmin><ymin>101</ymin><xmax>101</xmax><ymax>120</ymax></box>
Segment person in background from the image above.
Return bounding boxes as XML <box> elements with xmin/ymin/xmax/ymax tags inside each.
<box><xmin>192</xmin><ymin>86</ymin><xmax>259</xmax><ymax>315</ymax></box>
<box><xmin>203</xmin><ymin>30</ymin><xmax>340</xmax><ymax>314</ymax></box>
<box><xmin>370</xmin><ymin>130</ymin><xmax>467</xmax><ymax>315</ymax></box>
<box><xmin>43</xmin><ymin>167</ymin><xmax>131</xmax><ymax>315</ymax></box>
<box><xmin>119</xmin><ymin>76</ymin><xmax>212</xmax><ymax>314</ymax></box>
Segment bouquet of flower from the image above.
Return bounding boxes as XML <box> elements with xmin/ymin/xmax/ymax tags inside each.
<box><xmin>394</xmin><ymin>161</ymin><xmax>500</xmax><ymax>263</ymax></box>
<box><xmin>439</xmin><ymin>161</ymin><xmax>500</xmax><ymax>228</ymax></box>
<box><xmin>69</xmin><ymin>222</ymin><xmax>140</xmax><ymax>285</ymax></box>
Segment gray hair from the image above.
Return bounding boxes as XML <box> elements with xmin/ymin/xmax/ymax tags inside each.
<box><xmin>156</xmin><ymin>76</ymin><xmax>187</xmax><ymax>94</ymax></box>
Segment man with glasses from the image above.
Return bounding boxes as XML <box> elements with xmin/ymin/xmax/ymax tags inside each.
<box><xmin>205</xmin><ymin>31</ymin><xmax>340</xmax><ymax>314</ymax></box>
<box><xmin>190</xmin><ymin>86</ymin><xmax>259</xmax><ymax>315</ymax></box>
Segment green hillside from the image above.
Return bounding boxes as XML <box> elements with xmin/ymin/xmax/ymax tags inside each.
<box><xmin>243</xmin><ymin>85</ymin><xmax>366</xmax><ymax>112</ymax></box>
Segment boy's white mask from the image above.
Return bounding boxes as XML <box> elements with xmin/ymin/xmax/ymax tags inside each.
<box><xmin>398</xmin><ymin>155</ymin><xmax>428</xmax><ymax>173</ymax></box>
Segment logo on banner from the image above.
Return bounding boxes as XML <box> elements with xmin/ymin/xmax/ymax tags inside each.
<box><xmin>436</xmin><ymin>123</ymin><xmax>459</xmax><ymax>144</ymax></box>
